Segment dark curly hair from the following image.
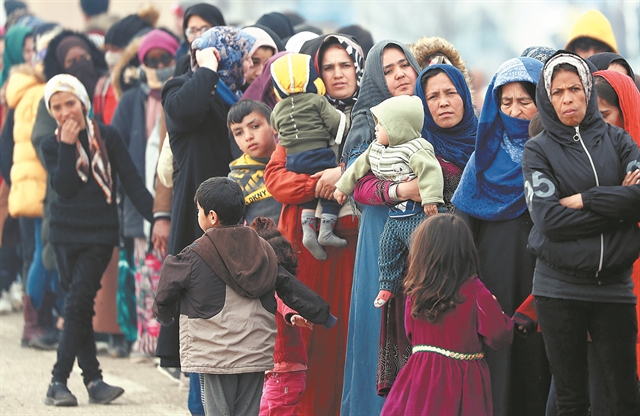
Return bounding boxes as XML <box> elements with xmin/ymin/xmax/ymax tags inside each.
<box><xmin>249</xmin><ymin>217</ymin><xmax>298</xmax><ymax>275</ymax></box>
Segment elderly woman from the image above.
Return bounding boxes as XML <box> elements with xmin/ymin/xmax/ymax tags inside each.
<box><xmin>522</xmin><ymin>52</ymin><xmax>640</xmax><ymax>415</ymax></box>
<box><xmin>40</xmin><ymin>74</ymin><xmax>152</xmax><ymax>407</ymax></box>
<box><xmin>452</xmin><ymin>57</ymin><xmax>551</xmax><ymax>416</ymax></box>
<box><xmin>264</xmin><ymin>33</ymin><xmax>364</xmax><ymax>416</ymax></box>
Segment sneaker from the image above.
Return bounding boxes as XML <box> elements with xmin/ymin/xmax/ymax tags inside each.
<box><xmin>156</xmin><ymin>365</ymin><xmax>181</xmax><ymax>384</ymax></box>
<box><xmin>9</xmin><ymin>281</ymin><xmax>23</xmax><ymax>311</ymax></box>
<box><xmin>86</xmin><ymin>379</ymin><xmax>124</xmax><ymax>404</ymax></box>
<box><xmin>44</xmin><ymin>382</ymin><xmax>78</xmax><ymax>407</ymax></box>
<box><xmin>0</xmin><ymin>291</ymin><xmax>11</xmax><ymax>315</ymax></box>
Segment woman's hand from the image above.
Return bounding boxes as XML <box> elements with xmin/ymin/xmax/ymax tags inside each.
<box><xmin>151</xmin><ymin>219</ymin><xmax>171</xmax><ymax>257</ymax></box>
<box><xmin>559</xmin><ymin>194</ymin><xmax>583</xmax><ymax>209</ymax></box>
<box><xmin>195</xmin><ymin>47</ymin><xmax>220</xmax><ymax>72</ymax></box>
<box><xmin>396</xmin><ymin>178</ymin><xmax>421</xmax><ymax>203</ymax></box>
<box><xmin>312</xmin><ymin>166</ymin><xmax>341</xmax><ymax>200</ymax></box>
<box><xmin>622</xmin><ymin>169</ymin><xmax>640</xmax><ymax>186</ymax></box>
<box><xmin>290</xmin><ymin>314</ymin><xmax>314</xmax><ymax>330</ymax></box>
<box><xmin>59</xmin><ymin>119</ymin><xmax>82</xmax><ymax>145</ymax></box>
<box><xmin>334</xmin><ymin>189</ymin><xmax>348</xmax><ymax>205</ymax></box>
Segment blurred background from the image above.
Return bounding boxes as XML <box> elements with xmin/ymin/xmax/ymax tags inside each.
<box><xmin>3</xmin><ymin>0</ymin><xmax>638</xmax><ymax>94</ymax></box>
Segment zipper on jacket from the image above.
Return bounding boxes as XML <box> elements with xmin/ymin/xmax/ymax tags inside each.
<box><xmin>574</xmin><ymin>126</ymin><xmax>604</xmax><ymax>276</ymax></box>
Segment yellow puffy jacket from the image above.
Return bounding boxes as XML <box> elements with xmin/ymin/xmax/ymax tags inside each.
<box><xmin>6</xmin><ymin>64</ymin><xmax>46</xmax><ymax>218</ymax></box>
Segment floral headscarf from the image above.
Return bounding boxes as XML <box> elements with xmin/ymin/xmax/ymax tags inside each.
<box><xmin>191</xmin><ymin>26</ymin><xmax>255</xmax><ymax>93</ymax></box>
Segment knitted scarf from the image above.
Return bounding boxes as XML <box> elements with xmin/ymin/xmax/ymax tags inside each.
<box><xmin>452</xmin><ymin>57</ymin><xmax>543</xmax><ymax>220</ymax></box>
<box><xmin>415</xmin><ymin>64</ymin><xmax>477</xmax><ymax>169</ymax></box>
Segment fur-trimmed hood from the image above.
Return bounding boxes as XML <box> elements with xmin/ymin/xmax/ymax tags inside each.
<box><xmin>43</xmin><ymin>30</ymin><xmax>108</xmax><ymax>81</ymax></box>
<box><xmin>409</xmin><ymin>36</ymin><xmax>474</xmax><ymax>100</ymax></box>
<box><xmin>111</xmin><ymin>37</ymin><xmax>143</xmax><ymax>99</ymax></box>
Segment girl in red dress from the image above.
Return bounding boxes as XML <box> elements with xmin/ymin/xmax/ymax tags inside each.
<box><xmin>381</xmin><ymin>214</ymin><xmax>513</xmax><ymax>416</ymax></box>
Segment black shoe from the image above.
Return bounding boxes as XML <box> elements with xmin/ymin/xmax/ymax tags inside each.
<box><xmin>30</xmin><ymin>328</ymin><xmax>60</xmax><ymax>350</ymax></box>
<box><xmin>86</xmin><ymin>379</ymin><xmax>124</xmax><ymax>404</ymax></box>
<box><xmin>44</xmin><ymin>382</ymin><xmax>78</xmax><ymax>407</ymax></box>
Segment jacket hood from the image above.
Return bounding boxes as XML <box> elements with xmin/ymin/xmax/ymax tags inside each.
<box><xmin>270</xmin><ymin>53</ymin><xmax>325</xmax><ymax>99</ymax></box>
<box><xmin>111</xmin><ymin>37</ymin><xmax>143</xmax><ymax>99</ymax></box>
<box><xmin>370</xmin><ymin>95</ymin><xmax>423</xmax><ymax>146</ymax></box>
<box><xmin>192</xmin><ymin>226</ymin><xmax>279</xmax><ymax>298</ymax></box>
<box><xmin>409</xmin><ymin>36</ymin><xmax>474</xmax><ymax>103</ymax></box>
<box><xmin>43</xmin><ymin>30</ymin><xmax>108</xmax><ymax>81</ymax></box>
<box><xmin>565</xmin><ymin>9</ymin><xmax>617</xmax><ymax>53</ymax></box>
<box><xmin>6</xmin><ymin>63</ymin><xmax>45</xmax><ymax>108</ymax></box>
<box><xmin>536</xmin><ymin>51</ymin><xmax>608</xmax><ymax>144</ymax></box>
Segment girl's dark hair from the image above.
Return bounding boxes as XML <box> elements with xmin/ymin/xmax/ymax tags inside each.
<box><xmin>497</xmin><ymin>81</ymin><xmax>537</xmax><ymax>107</ymax></box>
<box><xmin>403</xmin><ymin>214</ymin><xmax>479</xmax><ymax>322</ymax></box>
<box><xmin>594</xmin><ymin>75</ymin><xmax>620</xmax><ymax>110</ymax></box>
<box><xmin>249</xmin><ymin>216</ymin><xmax>298</xmax><ymax>275</ymax></box>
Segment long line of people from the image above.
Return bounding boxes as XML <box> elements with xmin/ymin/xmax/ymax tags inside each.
<box><xmin>0</xmin><ymin>2</ymin><xmax>638</xmax><ymax>415</ymax></box>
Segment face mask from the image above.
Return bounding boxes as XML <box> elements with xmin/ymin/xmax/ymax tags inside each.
<box><xmin>66</xmin><ymin>59</ymin><xmax>99</xmax><ymax>99</ymax></box>
<box><xmin>141</xmin><ymin>65</ymin><xmax>176</xmax><ymax>91</ymax></box>
<box><xmin>104</xmin><ymin>50</ymin><xmax>122</xmax><ymax>69</ymax></box>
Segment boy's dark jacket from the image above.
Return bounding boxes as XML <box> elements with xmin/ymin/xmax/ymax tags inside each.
<box><xmin>153</xmin><ymin>225</ymin><xmax>332</xmax><ymax>374</ymax></box>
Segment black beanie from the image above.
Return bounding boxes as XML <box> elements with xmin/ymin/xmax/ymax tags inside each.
<box><xmin>80</xmin><ymin>0</ymin><xmax>109</xmax><ymax>17</ymax></box>
<box><xmin>104</xmin><ymin>14</ymin><xmax>153</xmax><ymax>49</ymax></box>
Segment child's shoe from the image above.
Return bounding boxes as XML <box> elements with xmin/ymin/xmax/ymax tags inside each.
<box><xmin>44</xmin><ymin>382</ymin><xmax>78</xmax><ymax>406</ymax></box>
<box><xmin>301</xmin><ymin>211</ymin><xmax>327</xmax><ymax>261</ymax></box>
<box><xmin>317</xmin><ymin>214</ymin><xmax>347</xmax><ymax>248</ymax></box>
<box><xmin>86</xmin><ymin>379</ymin><xmax>124</xmax><ymax>404</ymax></box>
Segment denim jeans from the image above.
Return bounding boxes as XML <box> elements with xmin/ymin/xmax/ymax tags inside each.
<box><xmin>535</xmin><ymin>296</ymin><xmax>639</xmax><ymax>416</ymax></box>
<box><xmin>26</xmin><ymin>218</ymin><xmax>59</xmax><ymax>309</ymax></box>
<box><xmin>51</xmin><ymin>243</ymin><xmax>113</xmax><ymax>385</ymax></box>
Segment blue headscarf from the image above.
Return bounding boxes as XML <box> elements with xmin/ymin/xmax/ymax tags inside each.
<box><xmin>452</xmin><ymin>57</ymin><xmax>543</xmax><ymax>221</ymax></box>
<box><xmin>415</xmin><ymin>64</ymin><xmax>477</xmax><ymax>169</ymax></box>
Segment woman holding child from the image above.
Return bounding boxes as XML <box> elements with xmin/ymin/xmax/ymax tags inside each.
<box><xmin>263</xmin><ymin>33</ymin><xmax>364</xmax><ymax>415</ymax></box>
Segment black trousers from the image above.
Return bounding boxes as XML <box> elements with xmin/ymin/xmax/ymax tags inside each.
<box><xmin>51</xmin><ymin>243</ymin><xmax>113</xmax><ymax>385</ymax></box>
<box><xmin>535</xmin><ymin>296</ymin><xmax>640</xmax><ymax>416</ymax></box>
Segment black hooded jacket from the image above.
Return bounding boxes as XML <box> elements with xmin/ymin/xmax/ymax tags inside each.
<box><xmin>522</xmin><ymin>51</ymin><xmax>640</xmax><ymax>284</ymax></box>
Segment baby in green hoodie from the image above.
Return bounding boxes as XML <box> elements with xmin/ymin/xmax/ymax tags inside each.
<box><xmin>334</xmin><ymin>95</ymin><xmax>445</xmax><ymax>307</ymax></box>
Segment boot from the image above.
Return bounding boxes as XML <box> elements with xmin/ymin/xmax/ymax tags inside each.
<box><xmin>29</xmin><ymin>291</ymin><xmax>60</xmax><ymax>350</ymax></box>
<box><xmin>301</xmin><ymin>210</ymin><xmax>327</xmax><ymax>261</ymax></box>
<box><xmin>317</xmin><ymin>214</ymin><xmax>348</xmax><ymax>248</ymax></box>
<box><xmin>21</xmin><ymin>295</ymin><xmax>46</xmax><ymax>347</ymax></box>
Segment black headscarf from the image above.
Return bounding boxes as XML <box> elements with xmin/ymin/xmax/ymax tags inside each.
<box><xmin>104</xmin><ymin>14</ymin><xmax>154</xmax><ymax>49</ymax></box>
<box><xmin>587</xmin><ymin>52</ymin><xmax>635</xmax><ymax>80</ymax></box>
<box><xmin>255</xmin><ymin>12</ymin><xmax>294</xmax><ymax>43</ymax></box>
<box><xmin>182</xmin><ymin>3</ymin><xmax>226</xmax><ymax>34</ymax></box>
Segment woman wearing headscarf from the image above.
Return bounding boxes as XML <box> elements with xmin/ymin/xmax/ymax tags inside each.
<box><xmin>110</xmin><ymin>29</ymin><xmax>179</xmax><ymax>361</ymax></box>
<box><xmin>264</xmin><ymin>33</ymin><xmax>364</xmax><ymax>415</ymax></box>
<box><xmin>40</xmin><ymin>74</ymin><xmax>152</xmax><ymax>407</ymax></box>
<box><xmin>174</xmin><ymin>3</ymin><xmax>226</xmax><ymax>76</ymax></box>
<box><xmin>522</xmin><ymin>51</ymin><xmax>640</xmax><ymax>415</ymax></box>
<box><xmin>451</xmin><ymin>57</ymin><xmax>551</xmax><ymax>416</ymax></box>
<box><xmin>593</xmin><ymin>69</ymin><xmax>640</xmax><ymax>381</ymax></box>
<box><xmin>588</xmin><ymin>52</ymin><xmax>636</xmax><ymax>81</ymax></box>
<box><xmin>241</xmin><ymin>26</ymin><xmax>282</xmax><ymax>86</ymax></box>
<box><xmin>158</xmin><ymin>26</ymin><xmax>254</xmax><ymax>416</ymax></box>
<box><xmin>328</xmin><ymin>40</ymin><xmax>418</xmax><ymax>416</ymax></box>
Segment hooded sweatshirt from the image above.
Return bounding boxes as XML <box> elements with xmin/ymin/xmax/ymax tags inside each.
<box><xmin>336</xmin><ymin>95</ymin><xmax>443</xmax><ymax>218</ymax></box>
<box><xmin>522</xmin><ymin>52</ymin><xmax>640</xmax><ymax>294</ymax></box>
<box><xmin>153</xmin><ymin>225</ymin><xmax>332</xmax><ymax>373</ymax></box>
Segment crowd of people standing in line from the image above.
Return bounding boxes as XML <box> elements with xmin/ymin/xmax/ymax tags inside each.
<box><xmin>0</xmin><ymin>0</ymin><xmax>639</xmax><ymax>415</ymax></box>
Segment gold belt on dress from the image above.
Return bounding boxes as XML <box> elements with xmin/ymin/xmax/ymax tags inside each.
<box><xmin>412</xmin><ymin>344</ymin><xmax>484</xmax><ymax>361</ymax></box>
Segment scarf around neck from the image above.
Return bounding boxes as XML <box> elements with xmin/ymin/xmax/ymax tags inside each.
<box><xmin>452</xmin><ymin>57</ymin><xmax>543</xmax><ymax>220</ymax></box>
<box><xmin>415</xmin><ymin>64</ymin><xmax>477</xmax><ymax>169</ymax></box>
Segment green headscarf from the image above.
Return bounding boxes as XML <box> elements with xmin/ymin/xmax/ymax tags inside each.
<box><xmin>0</xmin><ymin>24</ymin><xmax>33</xmax><ymax>87</ymax></box>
